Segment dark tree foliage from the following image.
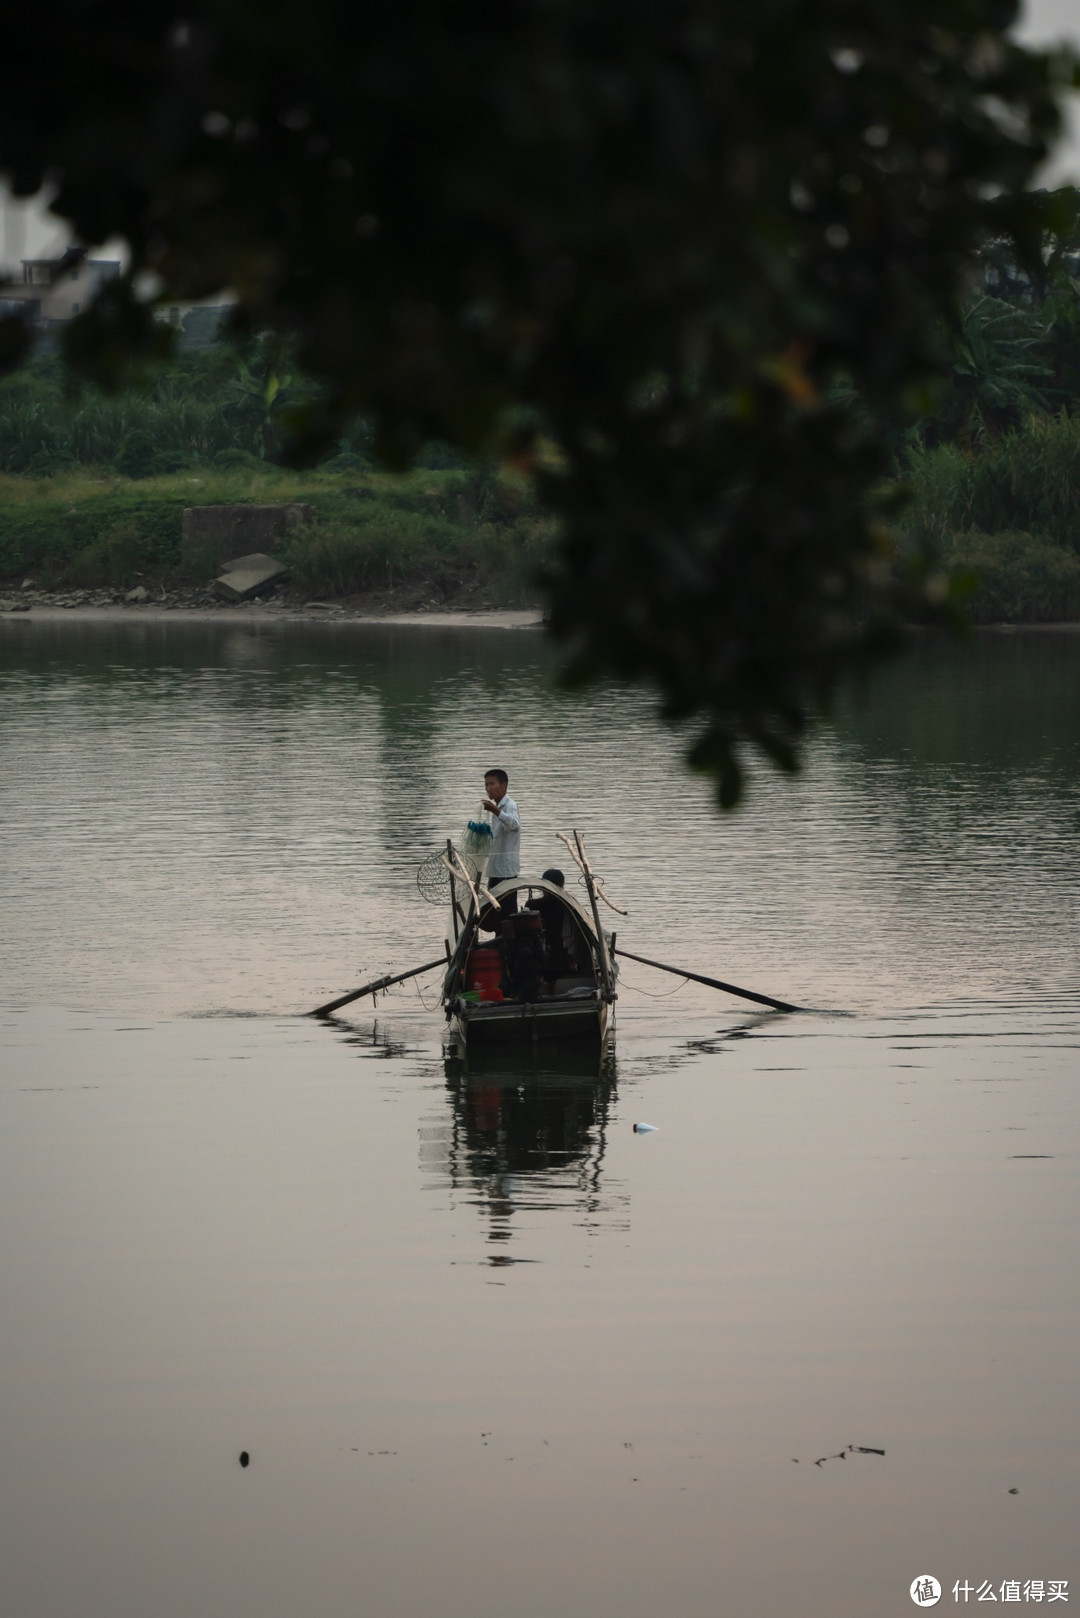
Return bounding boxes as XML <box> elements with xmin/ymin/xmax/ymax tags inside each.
<box><xmin>1</xmin><ymin>1</ymin><xmax>1076</xmax><ymax>800</ymax></box>
<box><xmin>926</xmin><ymin>294</ymin><xmax>1055</xmax><ymax>444</ymax></box>
<box><xmin>979</xmin><ymin>200</ymin><xmax>1080</xmax><ymax>407</ymax></box>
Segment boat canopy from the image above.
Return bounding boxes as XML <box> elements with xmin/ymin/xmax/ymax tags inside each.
<box><xmin>443</xmin><ymin>875</ymin><xmax>606</xmax><ymax>1000</ymax></box>
<box><xmin>490</xmin><ymin>876</ymin><xmax>598</xmax><ymax>925</ymax></box>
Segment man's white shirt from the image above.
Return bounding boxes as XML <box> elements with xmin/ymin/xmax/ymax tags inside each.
<box><xmin>487</xmin><ymin>795</ymin><xmax>520</xmax><ymax>880</ymax></box>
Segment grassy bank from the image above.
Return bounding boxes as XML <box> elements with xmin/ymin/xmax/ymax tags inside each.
<box><xmin>0</xmin><ymin>350</ymin><xmax>559</xmax><ymax>610</ymax></box>
<box><xmin>6</xmin><ymin>412</ymin><xmax>1080</xmax><ymax>620</ymax></box>
<box><xmin>0</xmin><ymin>464</ymin><xmax>555</xmax><ymax>607</ymax></box>
<box><xmin>7</xmin><ymin>278</ymin><xmax>1080</xmax><ymax>621</ymax></box>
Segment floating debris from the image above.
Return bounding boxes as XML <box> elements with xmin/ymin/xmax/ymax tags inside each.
<box><xmin>812</xmin><ymin>1443</ymin><xmax>884</xmax><ymax>1467</ymax></box>
<box><xmin>633</xmin><ymin>1122</ymin><xmax>658</xmax><ymax>1134</ymax></box>
<box><xmin>1008</xmin><ymin>1487</ymin><xmax>1020</xmax><ymax>1494</ymax></box>
<box><xmin>239</xmin><ymin>1451</ymin><xmax>250</xmax><ymax>1468</ymax></box>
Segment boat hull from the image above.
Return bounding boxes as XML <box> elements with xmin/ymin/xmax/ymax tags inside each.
<box><xmin>450</xmin><ymin>995</ymin><xmax>610</xmax><ymax>1043</ymax></box>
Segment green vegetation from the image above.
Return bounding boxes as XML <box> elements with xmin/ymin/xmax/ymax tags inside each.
<box><xmin>8</xmin><ymin>250</ymin><xmax>1080</xmax><ymax>622</ymax></box>
<box><xmin>882</xmin><ymin>233</ymin><xmax>1080</xmax><ymax>624</ymax></box>
<box><xmin>9</xmin><ymin>306</ymin><xmax>1080</xmax><ymax>619</ymax></box>
<box><xmin>898</xmin><ymin>413</ymin><xmax>1080</xmax><ymax>623</ymax></box>
<box><xmin>0</xmin><ymin>345</ymin><xmax>553</xmax><ymax>603</ymax></box>
<box><xmin>0</xmin><ymin>460</ymin><xmax>552</xmax><ymax>604</ymax></box>
<box><xmin>905</xmin><ymin>413</ymin><xmax>1080</xmax><ymax>554</ymax></box>
<box><xmin>0</xmin><ymin>344</ymin><xmax>360</xmax><ymax>476</ymax></box>
<box><xmin>7</xmin><ymin>231</ymin><xmax>1080</xmax><ymax>622</ymax></box>
<box><xmin>943</xmin><ymin>529</ymin><xmax>1080</xmax><ymax>624</ymax></box>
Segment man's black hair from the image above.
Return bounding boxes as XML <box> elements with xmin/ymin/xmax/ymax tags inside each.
<box><xmin>484</xmin><ymin>768</ymin><xmax>509</xmax><ymax>784</ymax></box>
<box><xmin>541</xmin><ymin>868</ymin><xmax>565</xmax><ymax>886</ymax></box>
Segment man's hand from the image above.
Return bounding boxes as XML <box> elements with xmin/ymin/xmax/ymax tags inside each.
<box><xmin>481</xmin><ymin>798</ymin><xmax>500</xmax><ymax>814</ymax></box>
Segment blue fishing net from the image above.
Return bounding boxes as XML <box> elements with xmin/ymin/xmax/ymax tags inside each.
<box><xmin>461</xmin><ymin>820</ymin><xmax>494</xmax><ymax>858</ymax></box>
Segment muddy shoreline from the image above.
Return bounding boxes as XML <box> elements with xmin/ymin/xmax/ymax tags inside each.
<box><xmin>0</xmin><ymin>585</ymin><xmax>543</xmax><ymax>629</ymax></box>
<box><xmin>2</xmin><ymin>595</ymin><xmax>1076</xmax><ymax>633</ymax></box>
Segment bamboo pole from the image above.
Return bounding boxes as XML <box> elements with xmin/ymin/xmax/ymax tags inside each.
<box><xmin>446</xmin><ymin>838</ymin><xmax>465</xmax><ymax>936</ymax></box>
<box><xmin>556</xmin><ymin>831</ymin><xmax>628</xmax><ymax>914</ymax></box>
<box><xmin>441</xmin><ymin>847</ymin><xmax>500</xmax><ymax>914</ymax></box>
<box><xmin>573</xmin><ymin>830</ymin><xmax>616</xmax><ymax>1002</ymax></box>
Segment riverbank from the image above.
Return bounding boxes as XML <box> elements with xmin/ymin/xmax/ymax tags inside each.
<box><xmin>5</xmin><ymin>556</ymin><xmax>1079</xmax><ymax>627</ymax></box>
<box><xmin>5</xmin><ymin>455</ymin><xmax>1080</xmax><ymax>624</ymax></box>
<box><xmin>8</xmin><ymin>595</ymin><xmax>1080</xmax><ymax>636</ymax></box>
<box><xmin>0</xmin><ymin>463</ymin><xmax>552</xmax><ymax>610</ymax></box>
<box><xmin>0</xmin><ymin>600</ymin><xmax>543</xmax><ymax>628</ymax></box>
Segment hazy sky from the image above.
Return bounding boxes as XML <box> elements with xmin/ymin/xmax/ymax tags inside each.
<box><xmin>2</xmin><ymin>0</ymin><xmax>1079</xmax><ymax>267</ymax></box>
<box><xmin>1015</xmin><ymin>0</ymin><xmax>1080</xmax><ymax>181</ymax></box>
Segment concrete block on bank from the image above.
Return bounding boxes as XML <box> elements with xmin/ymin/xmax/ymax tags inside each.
<box><xmin>213</xmin><ymin>553</ymin><xmax>289</xmax><ymax>601</ymax></box>
<box><xmin>181</xmin><ymin>503</ymin><xmax>314</xmax><ymax>575</ymax></box>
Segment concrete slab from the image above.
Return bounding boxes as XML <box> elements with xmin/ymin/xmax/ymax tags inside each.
<box><xmin>213</xmin><ymin>553</ymin><xmax>289</xmax><ymax>601</ymax></box>
<box><xmin>182</xmin><ymin>503</ymin><xmax>313</xmax><ymax>574</ymax></box>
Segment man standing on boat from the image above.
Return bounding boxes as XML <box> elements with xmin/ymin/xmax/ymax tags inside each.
<box><xmin>481</xmin><ymin>769</ymin><xmax>520</xmax><ymax>912</ymax></box>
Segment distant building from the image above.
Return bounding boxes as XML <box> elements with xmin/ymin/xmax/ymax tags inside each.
<box><xmin>0</xmin><ymin>250</ymin><xmax>122</xmax><ymax>323</ymax></box>
<box><xmin>0</xmin><ymin>249</ymin><xmax>232</xmax><ymax>350</ymax></box>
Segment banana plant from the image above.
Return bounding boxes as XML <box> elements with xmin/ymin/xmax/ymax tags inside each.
<box><xmin>942</xmin><ymin>295</ymin><xmax>1054</xmax><ymax>442</ymax></box>
<box><xmin>222</xmin><ymin>340</ymin><xmax>298</xmax><ymax>459</ymax></box>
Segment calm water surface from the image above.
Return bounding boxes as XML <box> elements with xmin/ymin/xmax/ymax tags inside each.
<box><xmin>0</xmin><ymin>618</ymin><xmax>1077</xmax><ymax>1618</ymax></box>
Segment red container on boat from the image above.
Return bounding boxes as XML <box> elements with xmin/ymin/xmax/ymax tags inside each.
<box><xmin>466</xmin><ymin>945</ymin><xmax>504</xmax><ymax>1002</ymax></box>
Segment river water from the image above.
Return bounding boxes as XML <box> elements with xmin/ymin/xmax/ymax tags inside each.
<box><xmin>0</xmin><ymin>615</ymin><xmax>1076</xmax><ymax>1618</ymax></box>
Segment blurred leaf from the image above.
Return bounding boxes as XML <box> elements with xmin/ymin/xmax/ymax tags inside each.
<box><xmin>61</xmin><ymin>281</ymin><xmax>176</xmax><ymax>390</ymax></box>
<box><xmin>0</xmin><ymin>313</ymin><xmax>31</xmax><ymax>375</ymax></box>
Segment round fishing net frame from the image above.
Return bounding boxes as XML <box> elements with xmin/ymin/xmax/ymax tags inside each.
<box><xmin>416</xmin><ymin>846</ymin><xmax>480</xmax><ymax>906</ymax></box>
<box><xmin>416</xmin><ymin>851</ymin><xmax>451</xmax><ymax>905</ymax></box>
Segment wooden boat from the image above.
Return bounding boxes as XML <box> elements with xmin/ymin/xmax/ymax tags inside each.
<box><xmin>311</xmin><ymin>830</ymin><xmax>795</xmax><ymax>1026</ymax></box>
<box><xmin>442</xmin><ymin>874</ymin><xmax>618</xmax><ymax>1043</ymax></box>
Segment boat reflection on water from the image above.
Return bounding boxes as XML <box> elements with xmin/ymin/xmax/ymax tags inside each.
<box><xmin>426</xmin><ymin>1040</ymin><xmax>622</xmax><ymax>1259</ymax></box>
<box><xmin>320</xmin><ymin>1017</ymin><xmax>414</xmax><ymax>1060</ymax></box>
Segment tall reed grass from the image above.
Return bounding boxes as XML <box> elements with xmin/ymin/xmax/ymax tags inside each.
<box><xmin>901</xmin><ymin>413</ymin><xmax>1080</xmax><ymax>621</ymax></box>
<box><xmin>903</xmin><ymin>412</ymin><xmax>1080</xmax><ymax>552</ymax></box>
<box><xmin>0</xmin><ymin>356</ymin><xmax>263</xmax><ymax>474</ymax></box>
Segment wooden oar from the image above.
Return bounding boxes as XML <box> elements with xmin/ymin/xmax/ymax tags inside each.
<box><xmin>310</xmin><ymin>957</ymin><xmax>446</xmax><ymax>1017</ymax></box>
<box><xmin>613</xmin><ymin>947</ymin><xmax>800</xmax><ymax>1013</ymax></box>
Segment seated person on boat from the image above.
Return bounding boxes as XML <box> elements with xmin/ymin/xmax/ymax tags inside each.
<box><xmin>535</xmin><ymin>869</ymin><xmax>582</xmax><ymax>985</ymax></box>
